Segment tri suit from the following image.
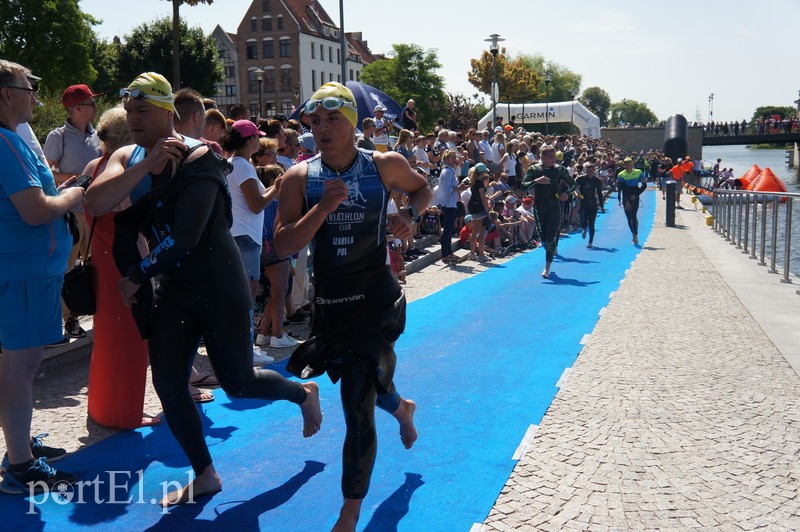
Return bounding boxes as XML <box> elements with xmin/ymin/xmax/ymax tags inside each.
<box><xmin>287</xmin><ymin>148</ymin><xmax>405</xmax><ymax>499</ymax></box>
<box><xmin>575</xmin><ymin>173</ymin><xmax>605</xmax><ymax>244</ymax></box>
<box><xmin>617</xmin><ymin>168</ymin><xmax>647</xmax><ymax>238</ymax></box>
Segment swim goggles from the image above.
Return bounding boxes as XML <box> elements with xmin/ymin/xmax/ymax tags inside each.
<box><xmin>304</xmin><ymin>96</ymin><xmax>357</xmax><ymax>114</ymax></box>
<box><xmin>119</xmin><ymin>88</ymin><xmax>174</xmax><ymax>105</ymax></box>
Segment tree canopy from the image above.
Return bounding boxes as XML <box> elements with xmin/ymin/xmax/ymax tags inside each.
<box><xmin>609</xmin><ymin>99</ymin><xmax>659</xmax><ymax>127</ymax></box>
<box><xmin>580</xmin><ymin>87</ymin><xmax>611</xmax><ymax>127</ymax></box>
<box><xmin>0</xmin><ymin>0</ymin><xmax>98</xmax><ymax>92</ymax></box>
<box><xmin>165</xmin><ymin>0</ymin><xmax>214</xmax><ymax>89</ymax></box>
<box><xmin>359</xmin><ymin>43</ymin><xmax>445</xmax><ymax>133</ymax></box>
<box><xmin>117</xmin><ymin>16</ymin><xmax>222</xmax><ymax>95</ymax></box>
<box><xmin>750</xmin><ymin>105</ymin><xmax>796</xmax><ymax>123</ymax></box>
<box><xmin>468</xmin><ymin>49</ymin><xmax>541</xmax><ymax>104</ymax></box>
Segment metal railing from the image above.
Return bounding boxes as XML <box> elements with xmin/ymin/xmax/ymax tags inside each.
<box><xmin>712</xmin><ymin>189</ymin><xmax>800</xmax><ymax>293</ymax></box>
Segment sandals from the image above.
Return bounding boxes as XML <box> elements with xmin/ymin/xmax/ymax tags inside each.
<box><xmin>190</xmin><ymin>372</ymin><xmax>219</xmax><ymax>388</ymax></box>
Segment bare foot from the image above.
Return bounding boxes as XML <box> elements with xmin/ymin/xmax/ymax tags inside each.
<box><xmin>141</xmin><ymin>415</ymin><xmax>162</xmax><ymax>427</ymax></box>
<box><xmin>300</xmin><ymin>381</ymin><xmax>322</xmax><ymax>437</ymax></box>
<box><xmin>541</xmin><ymin>269</ymin><xmax>549</xmax><ymax>279</ymax></box>
<box><xmin>392</xmin><ymin>399</ymin><xmax>417</xmax><ymax>449</ymax></box>
<box><xmin>632</xmin><ymin>235</ymin><xmax>639</xmax><ymax>245</ymax></box>
<box><xmin>159</xmin><ymin>465</ymin><xmax>222</xmax><ymax>508</ymax></box>
<box><xmin>332</xmin><ymin>499</ymin><xmax>361</xmax><ymax>532</ymax></box>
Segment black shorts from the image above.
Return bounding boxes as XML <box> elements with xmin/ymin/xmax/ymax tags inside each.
<box><xmin>456</xmin><ymin>202</ymin><xmax>466</xmax><ymax>218</ymax></box>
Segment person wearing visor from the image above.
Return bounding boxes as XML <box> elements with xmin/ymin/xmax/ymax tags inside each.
<box><xmin>87</xmin><ymin>72</ymin><xmax>322</xmax><ymax>508</ymax></box>
<box><xmin>275</xmin><ymin>82</ymin><xmax>428</xmax><ymax>531</ymax></box>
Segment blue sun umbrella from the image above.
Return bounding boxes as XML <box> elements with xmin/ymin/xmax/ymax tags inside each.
<box><xmin>289</xmin><ymin>81</ymin><xmax>403</xmax><ymax>132</ymax></box>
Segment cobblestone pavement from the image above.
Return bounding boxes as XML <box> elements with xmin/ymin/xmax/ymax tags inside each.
<box><xmin>484</xmin><ymin>198</ymin><xmax>800</xmax><ymax>530</ymax></box>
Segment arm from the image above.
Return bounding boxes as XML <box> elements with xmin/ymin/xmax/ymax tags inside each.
<box><xmin>86</xmin><ymin>137</ymin><xmax>187</xmax><ymax>217</ymax></box>
<box><xmin>10</xmin><ymin>185</ymin><xmax>84</xmax><ymax>226</ymax></box>
<box><xmin>596</xmin><ymin>179</ymin><xmax>605</xmax><ymax>212</ymax></box>
<box><xmin>240</xmin><ymin>177</ymin><xmax>278</xmax><ymax>213</ymax></box>
<box><xmin>375</xmin><ymin>151</ymin><xmax>432</xmax><ymax>240</ymax></box>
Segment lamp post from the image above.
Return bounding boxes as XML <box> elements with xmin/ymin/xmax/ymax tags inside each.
<box><xmin>708</xmin><ymin>93</ymin><xmax>714</xmax><ymax>124</ymax></box>
<box><xmin>294</xmin><ymin>83</ymin><xmax>304</xmax><ymax>106</ymax></box>
<box><xmin>544</xmin><ymin>69</ymin><xmax>551</xmax><ymax>135</ymax></box>
<box><xmin>484</xmin><ymin>33</ymin><xmax>504</xmax><ymax>130</ymax></box>
<box><xmin>254</xmin><ymin>68</ymin><xmax>264</xmax><ymax>119</ymax></box>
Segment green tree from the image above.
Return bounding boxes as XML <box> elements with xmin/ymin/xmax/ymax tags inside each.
<box><xmin>517</xmin><ymin>54</ymin><xmax>581</xmax><ymax>104</ymax></box>
<box><xmin>89</xmin><ymin>37</ymin><xmax>122</xmax><ymax>96</ymax></box>
<box><xmin>428</xmin><ymin>93</ymin><xmax>484</xmax><ymax>133</ymax></box>
<box><xmin>165</xmin><ymin>0</ymin><xmax>214</xmax><ymax>89</ymax></box>
<box><xmin>0</xmin><ymin>0</ymin><xmax>98</xmax><ymax>93</ymax></box>
<box><xmin>468</xmin><ymin>49</ymin><xmax>541</xmax><ymax>104</ymax></box>
<box><xmin>117</xmin><ymin>16</ymin><xmax>222</xmax><ymax>95</ymax></box>
<box><xmin>750</xmin><ymin>105</ymin><xmax>796</xmax><ymax>122</ymax></box>
<box><xmin>609</xmin><ymin>99</ymin><xmax>658</xmax><ymax>127</ymax></box>
<box><xmin>359</xmin><ymin>43</ymin><xmax>445</xmax><ymax>133</ymax></box>
<box><xmin>580</xmin><ymin>86</ymin><xmax>611</xmax><ymax>127</ymax></box>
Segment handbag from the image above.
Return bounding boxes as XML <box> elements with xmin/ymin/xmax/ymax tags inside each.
<box><xmin>62</xmin><ymin>218</ymin><xmax>98</xmax><ymax>316</ymax></box>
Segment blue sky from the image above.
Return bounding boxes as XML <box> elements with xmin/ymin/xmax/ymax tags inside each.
<box><xmin>82</xmin><ymin>0</ymin><xmax>799</xmax><ymax>123</ymax></box>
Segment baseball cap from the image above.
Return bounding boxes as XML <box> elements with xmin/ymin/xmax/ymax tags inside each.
<box><xmin>494</xmin><ymin>126</ymin><xmax>503</xmax><ymax>133</ymax></box>
<box><xmin>373</xmin><ymin>104</ymin><xmax>386</xmax><ymax>113</ymax></box>
<box><xmin>555</xmin><ymin>151</ymin><xmax>564</xmax><ymax>161</ymax></box>
<box><xmin>62</xmin><ymin>84</ymin><xmax>103</xmax><ymax>108</ymax></box>
<box><xmin>298</xmin><ymin>132</ymin><xmax>316</xmax><ymax>151</ymax></box>
<box><xmin>505</xmin><ymin>196</ymin><xmax>518</xmax><ymax>204</ymax></box>
<box><xmin>474</xmin><ymin>162</ymin><xmax>489</xmax><ymax>174</ymax></box>
<box><xmin>231</xmin><ymin>119</ymin><xmax>266</xmax><ymax>138</ymax></box>
<box><xmin>121</xmin><ymin>72</ymin><xmax>176</xmax><ymax>115</ymax></box>
<box><xmin>522</xmin><ymin>197</ymin><xmax>533</xmax><ymax>205</ymax></box>
<box><xmin>504</xmin><ymin>125</ymin><xmax>513</xmax><ymax>132</ymax></box>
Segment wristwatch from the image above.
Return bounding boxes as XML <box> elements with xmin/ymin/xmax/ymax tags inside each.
<box><xmin>403</xmin><ymin>205</ymin><xmax>419</xmax><ymax>222</ymax></box>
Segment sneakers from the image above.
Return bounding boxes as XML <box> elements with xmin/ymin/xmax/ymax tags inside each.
<box><xmin>252</xmin><ymin>346</ymin><xmax>275</xmax><ymax>366</ymax></box>
<box><xmin>1</xmin><ymin>434</ymin><xmax>66</xmax><ymax>470</ymax></box>
<box><xmin>1</xmin><ymin>457</ymin><xmax>78</xmax><ymax>493</ymax></box>
<box><xmin>467</xmin><ymin>253</ymin><xmax>477</xmax><ymax>261</ymax></box>
<box><xmin>476</xmin><ymin>254</ymin><xmax>490</xmax><ymax>263</ymax></box>
<box><xmin>255</xmin><ymin>333</ymin><xmax>270</xmax><ymax>347</ymax></box>
<box><xmin>270</xmin><ymin>333</ymin><xmax>299</xmax><ymax>348</ymax></box>
<box><xmin>64</xmin><ymin>317</ymin><xmax>86</xmax><ymax>339</ymax></box>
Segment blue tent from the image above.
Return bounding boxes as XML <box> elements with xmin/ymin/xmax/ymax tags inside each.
<box><xmin>290</xmin><ymin>81</ymin><xmax>403</xmax><ymax>132</ymax></box>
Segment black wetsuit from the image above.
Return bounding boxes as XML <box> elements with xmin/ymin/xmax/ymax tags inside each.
<box><xmin>617</xmin><ymin>170</ymin><xmax>647</xmax><ymax>238</ymax></box>
<box><xmin>287</xmin><ymin>149</ymin><xmax>404</xmax><ymax>500</ymax></box>
<box><xmin>576</xmin><ymin>174</ymin><xmax>605</xmax><ymax>244</ymax></box>
<box><xmin>114</xmin><ymin>147</ymin><xmax>307</xmax><ymax>476</ymax></box>
<box><xmin>522</xmin><ymin>163</ymin><xmax>576</xmax><ymax>263</ymax></box>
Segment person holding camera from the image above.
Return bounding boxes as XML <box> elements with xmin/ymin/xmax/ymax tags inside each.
<box><xmin>371</xmin><ymin>104</ymin><xmax>392</xmax><ymax>153</ymax></box>
<box><xmin>0</xmin><ymin>60</ymin><xmax>85</xmax><ymax>492</ymax></box>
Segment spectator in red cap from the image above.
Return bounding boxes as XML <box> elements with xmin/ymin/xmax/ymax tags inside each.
<box><xmin>43</xmin><ymin>83</ymin><xmax>103</xmax><ymax>341</ymax></box>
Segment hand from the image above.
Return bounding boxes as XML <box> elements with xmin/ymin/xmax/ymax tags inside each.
<box><xmin>318</xmin><ymin>179</ymin><xmax>348</xmax><ymax>214</ymax></box>
<box><xmin>118</xmin><ymin>277</ymin><xmax>140</xmax><ymax>308</ymax></box>
<box><xmin>388</xmin><ymin>212</ymin><xmax>414</xmax><ymax>240</ymax></box>
<box><xmin>144</xmin><ymin>136</ymin><xmax>188</xmax><ymax>174</ymax></box>
<box><xmin>559</xmin><ymin>193</ymin><xmax>569</xmax><ymax>201</ymax></box>
<box><xmin>57</xmin><ymin>175</ymin><xmax>78</xmax><ymax>191</ymax></box>
<box><xmin>60</xmin><ymin>185</ymin><xmax>85</xmax><ymax>210</ymax></box>
<box><xmin>273</xmin><ymin>175</ymin><xmax>283</xmax><ymax>192</ymax></box>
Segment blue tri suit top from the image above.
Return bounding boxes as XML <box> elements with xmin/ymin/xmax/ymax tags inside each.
<box><xmin>304</xmin><ymin>148</ymin><xmax>389</xmax><ymax>280</ymax></box>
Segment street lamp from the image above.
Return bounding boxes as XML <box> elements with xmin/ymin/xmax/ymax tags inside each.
<box><xmin>569</xmin><ymin>88</ymin><xmax>577</xmax><ymax>131</ymax></box>
<box><xmin>544</xmin><ymin>69</ymin><xmax>551</xmax><ymax>135</ymax></box>
<box><xmin>484</xmin><ymin>33</ymin><xmax>504</xmax><ymax>130</ymax></box>
<box><xmin>708</xmin><ymin>93</ymin><xmax>714</xmax><ymax>124</ymax></box>
<box><xmin>294</xmin><ymin>83</ymin><xmax>304</xmax><ymax>105</ymax></box>
<box><xmin>254</xmin><ymin>68</ymin><xmax>264</xmax><ymax>119</ymax></box>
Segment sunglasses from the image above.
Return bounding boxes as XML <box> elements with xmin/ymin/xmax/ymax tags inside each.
<box><xmin>3</xmin><ymin>85</ymin><xmax>37</xmax><ymax>94</ymax></box>
<box><xmin>305</xmin><ymin>96</ymin><xmax>356</xmax><ymax>114</ymax></box>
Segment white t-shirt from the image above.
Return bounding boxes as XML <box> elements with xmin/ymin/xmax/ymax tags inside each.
<box><xmin>227</xmin><ymin>156</ymin><xmax>265</xmax><ymax>243</ymax></box>
<box><xmin>412</xmin><ymin>145</ymin><xmax>429</xmax><ymax>175</ymax></box>
<box><xmin>478</xmin><ymin>139</ymin><xmax>493</xmax><ymax>163</ymax></box>
<box><xmin>373</xmin><ymin>117</ymin><xmax>390</xmax><ymax>146</ymax></box>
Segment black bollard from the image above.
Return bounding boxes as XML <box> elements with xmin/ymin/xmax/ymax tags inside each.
<box><xmin>665</xmin><ymin>180</ymin><xmax>676</xmax><ymax>227</ymax></box>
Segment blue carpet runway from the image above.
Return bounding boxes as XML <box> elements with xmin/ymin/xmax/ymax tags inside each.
<box><xmin>2</xmin><ymin>192</ymin><xmax>656</xmax><ymax>531</ymax></box>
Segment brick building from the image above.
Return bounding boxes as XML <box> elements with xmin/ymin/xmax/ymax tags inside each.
<box><xmin>212</xmin><ymin>0</ymin><xmax>375</xmax><ymax>119</ymax></box>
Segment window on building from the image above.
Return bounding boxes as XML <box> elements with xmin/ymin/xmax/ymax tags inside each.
<box><xmin>311</xmin><ymin>42</ymin><xmax>315</xmax><ymax>59</ymax></box>
<box><xmin>263</xmin><ymin>39</ymin><xmax>274</xmax><ymax>58</ymax></box>
<box><xmin>328</xmin><ymin>47</ymin><xmax>332</xmax><ymax>63</ymax></box>
<box><xmin>262</xmin><ymin>16</ymin><xmax>272</xmax><ymax>31</ymax></box>
<box><xmin>250</xmin><ymin>17</ymin><xmax>257</xmax><ymax>32</ymax></box>
<box><xmin>349</xmin><ymin>69</ymin><xmax>353</xmax><ymax>81</ymax></box>
<box><xmin>279</xmin><ymin>38</ymin><xmax>291</xmax><ymax>57</ymax></box>
<box><xmin>356</xmin><ymin>70</ymin><xmax>360</xmax><ymax>81</ymax></box>
<box><xmin>262</xmin><ymin>0</ymin><xmax>270</xmax><ymax>11</ymax></box>
<box><xmin>280</xmin><ymin>68</ymin><xmax>292</xmax><ymax>92</ymax></box>
<box><xmin>246</xmin><ymin>41</ymin><xmax>257</xmax><ymax>59</ymax></box>
<box><xmin>320</xmin><ymin>43</ymin><xmax>324</xmax><ymax>59</ymax></box>
<box><xmin>277</xmin><ymin>15</ymin><xmax>284</xmax><ymax>30</ymax></box>
<box><xmin>329</xmin><ymin>72</ymin><xmax>333</xmax><ymax>82</ymax></box>
<box><xmin>282</xmin><ymin>101</ymin><xmax>293</xmax><ymax>116</ymax></box>
<box><xmin>249</xmin><ymin>102</ymin><xmax>259</xmax><ymax>118</ymax></box>
<box><xmin>247</xmin><ymin>69</ymin><xmax>259</xmax><ymax>94</ymax></box>
<box><xmin>312</xmin><ymin>70</ymin><xmax>316</xmax><ymax>89</ymax></box>
<box><xmin>264</xmin><ymin>69</ymin><xmax>276</xmax><ymax>93</ymax></box>
<box><xmin>337</xmin><ymin>74</ymin><xmax>341</xmax><ymax>83</ymax></box>
<box><xmin>337</xmin><ymin>49</ymin><xmax>340</xmax><ymax>65</ymax></box>
<box><xmin>225</xmin><ymin>65</ymin><xmax>235</xmax><ymax>78</ymax></box>
<box><xmin>225</xmin><ymin>85</ymin><xmax>236</xmax><ymax>96</ymax></box>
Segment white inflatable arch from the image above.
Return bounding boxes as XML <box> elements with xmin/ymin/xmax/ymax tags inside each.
<box><xmin>478</xmin><ymin>101</ymin><xmax>601</xmax><ymax>138</ymax></box>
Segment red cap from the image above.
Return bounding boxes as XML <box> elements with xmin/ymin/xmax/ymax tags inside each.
<box><xmin>61</xmin><ymin>84</ymin><xmax>103</xmax><ymax>108</ymax></box>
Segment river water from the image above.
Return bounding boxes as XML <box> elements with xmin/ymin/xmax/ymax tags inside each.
<box><xmin>701</xmin><ymin>144</ymin><xmax>800</xmax><ymax>277</ymax></box>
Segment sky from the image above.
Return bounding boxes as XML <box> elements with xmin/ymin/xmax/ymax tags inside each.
<box><xmin>81</xmin><ymin>0</ymin><xmax>800</xmax><ymax>123</ymax></box>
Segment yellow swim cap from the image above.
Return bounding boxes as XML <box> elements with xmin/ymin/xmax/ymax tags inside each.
<box><xmin>306</xmin><ymin>82</ymin><xmax>358</xmax><ymax>128</ymax></box>
<box><xmin>122</xmin><ymin>72</ymin><xmax>177</xmax><ymax>116</ymax></box>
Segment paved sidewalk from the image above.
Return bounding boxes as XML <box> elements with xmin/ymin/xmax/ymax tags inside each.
<box><xmin>484</xmin><ymin>196</ymin><xmax>800</xmax><ymax>530</ymax></box>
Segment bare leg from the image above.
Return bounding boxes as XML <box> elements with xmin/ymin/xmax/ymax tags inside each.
<box><xmin>0</xmin><ymin>347</ymin><xmax>43</xmax><ymax>465</ymax></box>
<box><xmin>542</xmin><ymin>260</ymin><xmax>552</xmax><ymax>278</ymax></box>
<box><xmin>299</xmin><ymin>381</ymin><xmax>322</xmax><ymax>438</ymax></box>
<box><xmin>391</xmin><ymin>399</ymin><xmax>417</xmax><ymax>449</ymax></box>
<box><xmin>332</xmin><ymin>498</ymin><xmax>362</xmax><ymax>532</ymax></box>
<box><xmin>159</xmin><ymin>463</ymin><xmax>222</xmax><ymax>508</ymax></box>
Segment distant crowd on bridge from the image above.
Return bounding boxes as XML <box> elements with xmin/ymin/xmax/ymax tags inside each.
<box><xmin>604</xmin><ymin>117</ymin><xmax>799</xmax><ymax>136</ymax></box>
